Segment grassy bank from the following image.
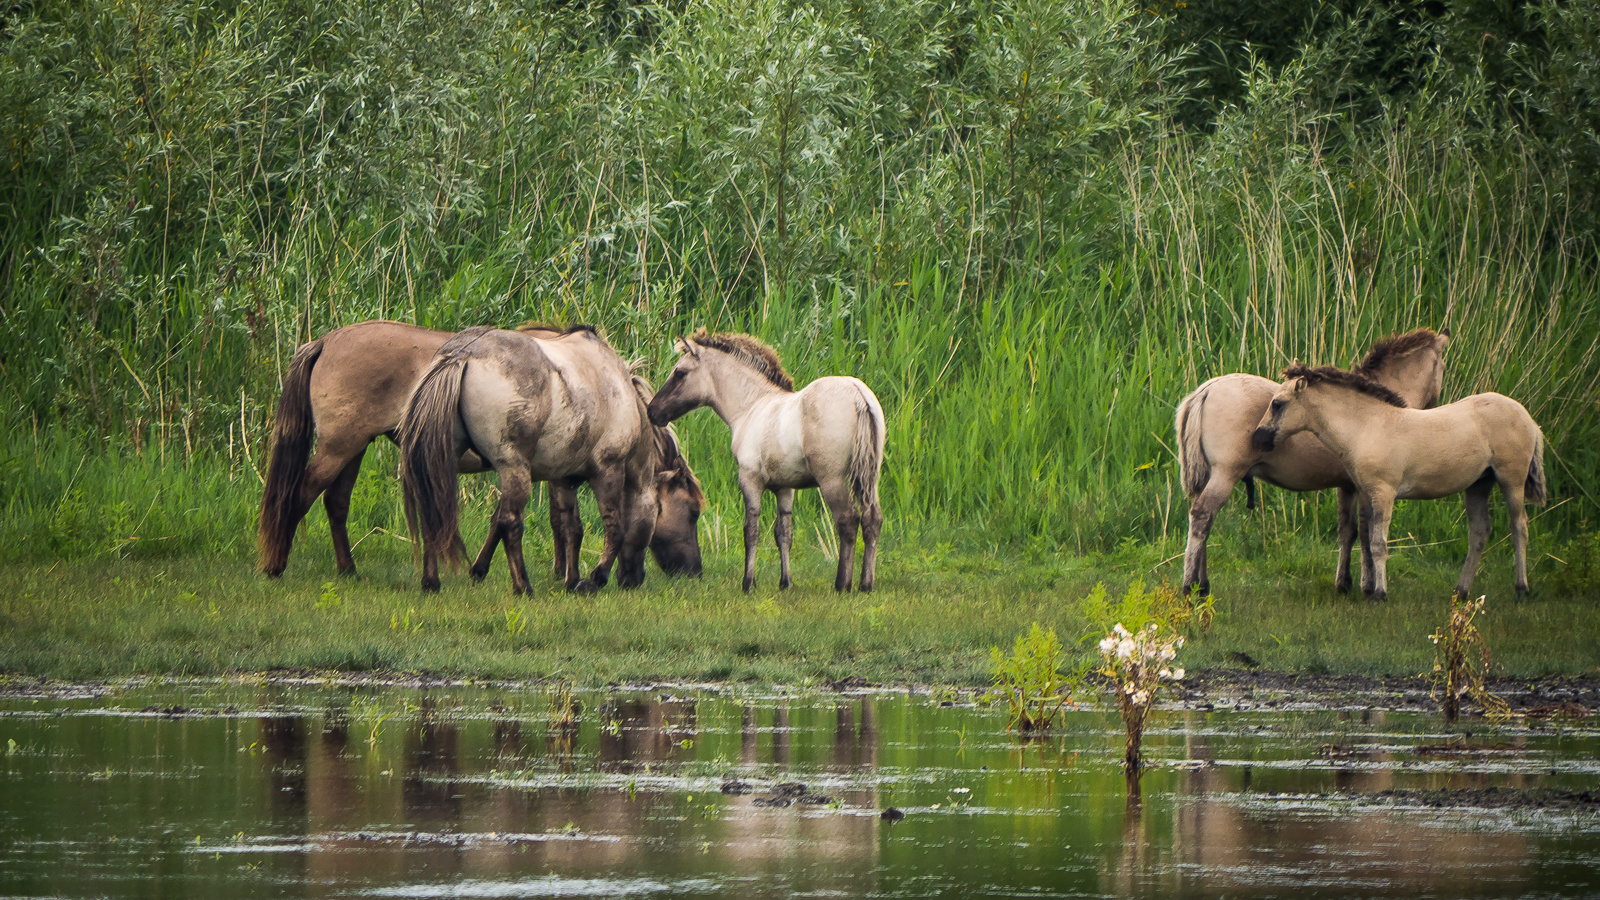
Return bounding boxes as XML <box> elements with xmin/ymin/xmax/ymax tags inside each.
<box><xmin>4</xmin><ymin>518</ymin><xmax>1596</xmax><ymax>683</ymax></box>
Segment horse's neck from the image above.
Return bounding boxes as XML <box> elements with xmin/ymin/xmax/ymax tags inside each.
<box><xmin>1368</xmin><ymin>352</ymin><xmax>1435</xmax><ymax>406</ymax></box>
<box><xmin>705</xmin><ymin>363</ymin><xmax>785</xmax><ymax>427</ymax></box>
<box><xmin>1303</xmin><ymin>388</ymin><xmax>1398</xmax><ymax>456</ymax></box>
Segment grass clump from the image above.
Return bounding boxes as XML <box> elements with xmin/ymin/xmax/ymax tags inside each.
<box><xmin>1429</xmin><ymin>594</ymin><xmax>1509</xmax><ymax>723</ymax></box>
<box><xmin>985</xmin><ymin>623</ymin><xmax>1086</xmax><ymax>734</ymax></box>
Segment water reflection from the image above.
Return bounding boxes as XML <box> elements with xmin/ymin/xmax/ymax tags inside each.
<box><xmin>1</xmin><ymin>685</ymin><xmax>1597</xmax><ymax>899</ymax></box>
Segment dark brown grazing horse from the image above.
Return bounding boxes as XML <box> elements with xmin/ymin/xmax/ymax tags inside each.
<box><xmin>399</xmin><ymin>326</ymin><xmax>660</xmax><ymax>593</ymax></box>
<box><xmin>257</xmin><ymin>320</ymin><xmax>702</xmax><ymax>583</ymax></box>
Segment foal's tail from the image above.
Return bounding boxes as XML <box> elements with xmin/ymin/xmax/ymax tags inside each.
<box><xmin>257</xmin><ymin>338</ymin><xmax>323</xmax><ymax>576</ymax></box>
<box><xmin>1526</xmin><ymin>427</ymin><xmax>1548</xmax><ymax>506</ymax></box>
<box><xmin>399</xmin><ymin>353</ymin><xmax>469</xmax><ymax>560</ymax></box>
<box><xmin>848</xmin><ymin>385</ymin><xmax>883</xmax><ymax>518</ymax></box>
<box><xmin>1175</xmin><ymin>383</ymin><xmax>1212</xmax><ymax>501</ymax></box>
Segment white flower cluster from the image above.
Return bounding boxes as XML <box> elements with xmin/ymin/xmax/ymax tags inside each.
<box><xmin>1098</xmin><ymin>621</ymin><xmax>1185</xmax><ymax>713</ymax></box>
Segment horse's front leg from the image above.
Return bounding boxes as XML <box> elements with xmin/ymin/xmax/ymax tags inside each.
<box><xmin>774</xmin><ymin>488</ymin><xmax>795</xmax><ymax>590</ymax></box>
<box><xmin>1363</xmin><ymin>487</ymin><xmax>1397</xmax><ymax>602</ymax></box>
<box><xmin>323</xmin><ymin>448</ymin><xmax>367</xmax><ymax>576</ymax></box>
<box><xmin>1499</xmin><ymin>474</ymin><xmax>1531</xmax><ymax>597</ymax></box>
<box><xmin>576</xmin><ymin>470</ymin><xmax>625</xmax><ymax>594</ymax></box>
<box><xmin>739</xmin><ymin>472</ymin><xmax>765</xmax><ymax>593</ymax></box>
<box><xmin>549</xmin><ymin>482</ymin><xmax>583</xmax><ymax>589</ymax></box>
<box><xmin>1334</xmin><ymin>486</ymin><xmax>1357</xmax><ymax>593</ymax></box>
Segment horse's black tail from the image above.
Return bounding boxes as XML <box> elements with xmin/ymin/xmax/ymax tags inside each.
<box><xmin>1526</xmin><ymin>428</ymin><xmax>1548</xmax><ymax>506</ymax></box>
<box><xmin>1175</xmin><ymin>384</ymin><xmax>1211</xmax><ymax>500</ymax></box>
<box><xmin>257</xmin><ymin>338</ymin><xmax>323</xmax><ymax>576</ymax></box>
<box><xmin>848</xmin><ymin>385</ymin><xmax>883</xmax><ymax>518</ymax></box>
<box><xmin>399</xmin><ymin>353</ymin><xmax>469</xmax><ymax>562</ymax></box>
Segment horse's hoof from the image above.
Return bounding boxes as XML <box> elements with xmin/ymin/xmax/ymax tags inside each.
<box><xmin>1515</xmin><ymin>585</ymin><xmax>1531</xmax><ymax>600</ymax></box>
<box><xmin>421</xmin><ymin>579</ymin><xmax>441</xmax><ymax>594</ymax></box>
<box><xmin>779</xmin><ymin>577</ymin><xmax>792</xmax><ymax>590</ymax></box>
<box><xmin>470</xmin><ymin>567</ymin><xmax>489</xmax><ymax>583</ymax></box>
<box><xmin>1335</xmin><ymin>578</ymin><xmax>1351</xmax><ymax>594</ymax></box>
<box><xmin>860</xmin><ymin>583</ymin><xmax>874</xmax><ymax>594</ymax></box>
<box><xmin>742</xmin><ymin>578</ymin><xmax>755</xmax><ymax>593</ymax></box>
<box><xmin>1369</xmin><ymin>590</ymin><xmax>1388</xmax><ymax>603</ymax></box>
<box><xmin>573</xmin><ymin>579</ymin><xmax>599</xmax><ymax>595</ymax></box>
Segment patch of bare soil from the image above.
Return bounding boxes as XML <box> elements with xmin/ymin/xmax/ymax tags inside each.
<box><xmin>1173</xmin><ymin>670</ymin><xmax>1600</xmax><ymax>717</ymax></box>
<box><xmin>1360</xmin><ymin>787</ymin><xmax>1600</xmax><ymax>812</ymax></box>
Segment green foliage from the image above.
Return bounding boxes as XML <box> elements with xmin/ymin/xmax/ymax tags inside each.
<box><xmin>986</xmin><ymin>623</ymin><xmax>1087</xmax><ymax>732</ymax></box>
<box><xmin>1428</xmin><ymin>594</ymin><xmax>1508</xmax><ymax>722</ymax></box>
<box><xmin>315</xmin><ymin>582</ymin><xmax>342</xmax><ymax>611</ymax></box>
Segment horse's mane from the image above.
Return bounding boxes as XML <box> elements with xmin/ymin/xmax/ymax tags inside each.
<box><xmin>516</xmin><ymin>321</ymin><xmax>598</xmax><ymax>337</ymax></box>
<box><xmin>1283</xmin><ymin>364</ymin><xmax>1408</xmax><ymax>407</ymax></box>
<box><xmin>688</xmin><ymin>328</ymin><xmax>794</xmax><ymax>391</ymax></box>
<box><xmin>1353</xmin><ymin>328</ymin><xmax>1444</xmax><ymax>376</ymax></box>
<box><xmin>630</xmin><ymin>375</ymin><xmax>706</xmax><ymax>503</ymax></box>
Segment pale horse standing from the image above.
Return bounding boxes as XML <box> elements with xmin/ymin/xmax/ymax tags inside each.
<box><xmin>1175</xmin><ymin>328</ymin><xmax>1449</xmax><ymax>596</ymax></box>
<box><xmin>1252</xmin><ymin>364</ymin><xmax>1546</xmax><ymax>601</ymax></box>
<box><xmin>646</xmin><ymin>330</ymin><xmax>886</xmax><ymax>592</ymax></box>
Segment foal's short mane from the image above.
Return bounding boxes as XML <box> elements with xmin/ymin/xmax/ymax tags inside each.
<box><xmin>689</xmin><ymin>329</ymin><xmax>794</xmax><ymax>391</ymax></box>
<box><xmin>1283</xmin><ymin>364</ymin><xmax>1408</xmax><ymax>407</ymax></box>
<box><xmin>1353</xmin><ymin>328</ymin><xmax>1442</xmax><ymax>376</ymax></box>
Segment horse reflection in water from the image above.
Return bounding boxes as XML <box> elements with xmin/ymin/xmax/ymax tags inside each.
<box><xmin>1105</xmin><ymin>711</ymin><xmax>1538</xmax><ymax>896</ymax></box>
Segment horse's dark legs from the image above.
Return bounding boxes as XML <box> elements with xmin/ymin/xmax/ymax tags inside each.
<box><xmin>859</xmin><ymin>498</ymin><xmax>882</xmax><ymax>593</ymax></box>
<box><xmin>1455</xmin><ymin>479</ymin><xmax>1494</xmax><ymax>598</ymax></box>
<box><xmin>1335</xmin><ymin>486</ymin><xmax>1357</xmax><ymax>593</ymax></box>
<box><xmin>324</xmin><ymin>448</ymin><xmax>367</xmax><ymax>576</ymax></box>
<box><xmin>1181</xmin><ymin>474</ymin><xmax>1237</xmax><ymax>596</ymax></box>
<box><xmin>739</xmin><ymin>473</ymin><xmax>764</xmax><ymax>593</ymax></box>
<box><xmin>1363</xmin><ymin>488</ymin><xmax>1396</xmax><ymax>601</ymax></box>
<box><xmin>1358</xmin><ymin>496</ymin><xmax>1377</xmax><ymax>596</ymax></box>
<box><xmin>263</xmin><ymin>443</ymin><xmax>363</xmax><ymax>577</ymax></box>
<box><xmin>774</xmin><ymin>488</ymin><xmax>795</xmax><ymax>590</ymax></box>
<box><xmin>549</xmin><ymin>483</ymin><xmax>583</xmax><ymax>589</ymax></box>
<box><xmin>470</xmin><ymin>519</ymin><xmax>505</xmax><ymax>583</ymax></box>
<box><xmin>614</xmin><ymin>469</ymin><xmax>653</xmax><ymax>589</ymax></box>
<box><xmin>482</xmin><ymin>467</ymin><xmax>533</xmax><ymax>595</ymax></box>
<box><xmin>1497</xmin><ymin>473</ymin><xmax>1532</xmax><ymax>597</ymax></box>
<box><xmin>577</xmin><ymin>469</ymin><xmax>626</xmax><ymax>593</ymax></box>
<box><xmin>821</xmin><ymin>482</ymin><xmax>859</xmax><ymax>593</ymax></box>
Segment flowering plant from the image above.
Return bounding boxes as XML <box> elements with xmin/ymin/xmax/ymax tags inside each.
<box><xmin>1097</xmin><ymin>621</ymin><xmax>1185</xmax><ymax>774</ymax></box>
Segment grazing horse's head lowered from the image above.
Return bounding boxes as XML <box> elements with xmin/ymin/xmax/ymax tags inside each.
<box><xmin>631</xmin><ymin>375</ymin><xmax>705</xmax><ymax>576</ymax></box>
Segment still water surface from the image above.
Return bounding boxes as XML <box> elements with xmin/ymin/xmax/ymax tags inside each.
<box><xmin>2</xmin><ymin>680</ymin><xmax>1598</xmax><ymax>898</ymax></box>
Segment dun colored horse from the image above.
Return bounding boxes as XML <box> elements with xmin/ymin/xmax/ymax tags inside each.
<box><xmin>1175</xmin><ymin>328</ymin><xmax>1449</xmax><ymax>596</ymax></box>
<box><xmin>257</xmin><ymin>320</ymin><xmax>702</xmax><ymax>582</ymax></box>
<box><xmin>400</xmin><ymin>326</ymin><xmax>663</xmax><ymax>594</ymax></box>
<box><xmin>1252</xmin><ymin>364</ymin><xmax>1546</xmax><ymax>601</ymax></box>
<box><xmin>647</xmin><ymin>330</ymin><xmax>885</xmax><ymax>592</ymax></box>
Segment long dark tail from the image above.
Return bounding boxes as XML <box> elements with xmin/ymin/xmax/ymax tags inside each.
<box><xmin>848</xmin><ymin>387</ymin><xmax>882</xmax><ymax>517</ymax></box>
<box><xmin>399</xmin><ymin>354</ymin><xmax>469</xmax><ymax>560</ymax></box>
<box><xmin>1175</xmin><ymin>384</ymin><xmax>1211</xmax><ymax>500</ymax></box>
<box><xmin>1526</xmin><ymin>428</ymin><xmax>1548</xmax><ymax>505</ymax></box>
<box><xmin>257</xmin><ymin>339</ymin><xmax>324</xmax><ymax>575</ymax></box>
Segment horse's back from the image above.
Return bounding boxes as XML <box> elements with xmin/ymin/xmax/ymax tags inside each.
<box><xmin>310</xmin><ymin>320</ymin><xmax>454</xmax><ymax>441</ymax></box>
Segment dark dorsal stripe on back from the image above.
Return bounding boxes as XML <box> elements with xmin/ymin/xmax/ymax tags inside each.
<box><xmin>690</xmin><ymin>328</ymin><xmax>794</xmax><ymax>391</ymax></box>
<box><xmin>517</xmin><ymin>321</ymin><xmax>598</xmax><ymax>337</ymax></box>
<box><xmin>1353</xmin><ymin>328</ymin><xmax>1442</xmax><ymax>376</ymax></box>
<box><xmin>1283</xmin><ymin>363</ymin><xmax>1408</xmax><ymax>407</ymax></box>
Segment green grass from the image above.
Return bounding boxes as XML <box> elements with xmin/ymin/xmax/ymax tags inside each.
<box><xmin>3</xmin><ymin>506</ymin><xmax>1594</xmax><ymax>683</ymax></box>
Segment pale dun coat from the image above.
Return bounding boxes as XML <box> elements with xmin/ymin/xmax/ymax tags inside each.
<box><xmin>1174</xmin><ymin>329</ymin><xmax>1450</xmax><ymax>596</ymax></box>
<box><xmin>1252</xmin><ymin>364</ymin><xmax>1546</xmax><ymax>601</ymax></box>
<box><xmin>647</xmin><ymin>331</ymin><xmax>886</xmax><ymax>592</ymax></box>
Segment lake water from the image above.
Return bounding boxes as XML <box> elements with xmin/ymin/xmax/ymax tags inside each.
<box><xmin>2</xmin><ymin>679</ymin><xmax>1598</xmax><ymax>898</ymax></box>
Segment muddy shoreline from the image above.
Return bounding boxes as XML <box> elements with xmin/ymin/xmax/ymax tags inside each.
<box><xmin>2</xmin><ymin>667</ymin><xmax>1597</xmax><ymax>719</ymax></box>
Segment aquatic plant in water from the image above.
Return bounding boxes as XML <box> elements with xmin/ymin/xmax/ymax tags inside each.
<box><xmin>986</xmin><ymin>623</ymin><xmax>1085</xmax><ymax>733</ymax></box>
<box><xmin>1097</xmin><ymin>621</ymin><xmax>1185</xmax><ymax>775</ymax></box>
<box><xmin>1429</xmin><ymin>594</ymin><xmax>1508</xmax><ymax>722</ymax></box>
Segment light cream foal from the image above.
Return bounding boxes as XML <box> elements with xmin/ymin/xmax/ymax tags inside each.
<box><xmin>1252</xmin><ymin>364</ymin><xmax>1546</xmax><ymax>601</ymax></box>
<box><xmin>646</xmin><ymin>330</ymin><xmax>886</xmax><ymax>593</ymax></box>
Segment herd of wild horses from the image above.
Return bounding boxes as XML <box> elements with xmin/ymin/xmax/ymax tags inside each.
<box><xmin>257</xmin><ymin>323</ymin><xmax>1543</xmax><ymax>601</ymax></box>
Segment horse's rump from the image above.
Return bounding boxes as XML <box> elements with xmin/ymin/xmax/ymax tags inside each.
<box><xmin>848</xmin><ymin>383</ymin><xmax>883</xmax><ymax>514</ymax></box>
<box><xmin>399</xmin><ymin>330</ymin><xmax>492</xmax><ymax>553</ymax></box>
<box><xmin>258</xmin><ymin>338</ymin><xmax>325</xmax><ymax>572</ymax></box>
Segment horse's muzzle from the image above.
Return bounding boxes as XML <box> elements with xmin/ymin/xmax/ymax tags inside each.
<box><xmin>1250</xmin><ymin>426</ymin><xmax>1277</xmax><ymax>452</ymax></box>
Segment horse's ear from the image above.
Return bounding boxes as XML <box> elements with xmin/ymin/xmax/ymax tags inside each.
<box><xmin>656</xmin><ymin>468</ymin><xmax>680</xmax><ymax>486</ymax></box>
<box><xmin>1437</xmin><ymin>328</ymin><xmax>1451</xmax><ymax>344</ymax></box>
<box><xmin>675</xmin><ymin>336</ymin><xmax>700</xmax><ymax>358</ymax></box>
<box><xmin>1292</xmin><ymin>378</ymin><xmax>1306</xmax><ymax>393</ymax></box>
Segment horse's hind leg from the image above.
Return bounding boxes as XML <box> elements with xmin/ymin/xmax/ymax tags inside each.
<box><xmin>1335</xmin><ymin>487</ymin><xmax>1358</xmax><ymax>593</ymax></box>
<box><xmin>859</xmin><ymin>499</ymin><xmax>883</xmax><ymax>593</ymax></box>
<box><xmin>549</xmin><ymin>483</ymin><xmax>583</xmax><ymax>589</ymax></box>
<box><xmin>1497</xmin><ymin>472</ymin><xmax>1532</xmax><ymax>597</ymax></box>
<box><xmin>820</xmin><ymin>479</ymin><xmax>860</xmax><ymax>593</ymax></box>
<box><xmin>578</xmin><ymin>469</ymin><xmax>627</xmax><ymax>593</ymax></box>
<box><xmin>1363</xmin><ymin>488</ymin><xmax>1397</xmax><ymax>602</ymax></box>
<box><xmin>774</xmin><ymin>488</ymin><xmax>795</xmax><ymax>590</ymax></box>
<box><xmin>323</xmin><ymin>448</ymin><xmax>367</xmax><ymax>576</ymax></box>
<box><xmin>739</xmin><ymin>472</ymin><xmax>764</xmax><ymax>593</ymax></box>
<box><xmin>487</xmin><ymin>467</ymin><xmax>534</xmax><ymax>595</ymax></box>
<box><xmin>1182</xmin><ymin>474</ymin><xmax>1237</xmax><ymax>597</ymax></box>
<box><xmin>1455</xmin><ymin>476</ymin><xmax>1494</xmax><ymax>599</ymax></box>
